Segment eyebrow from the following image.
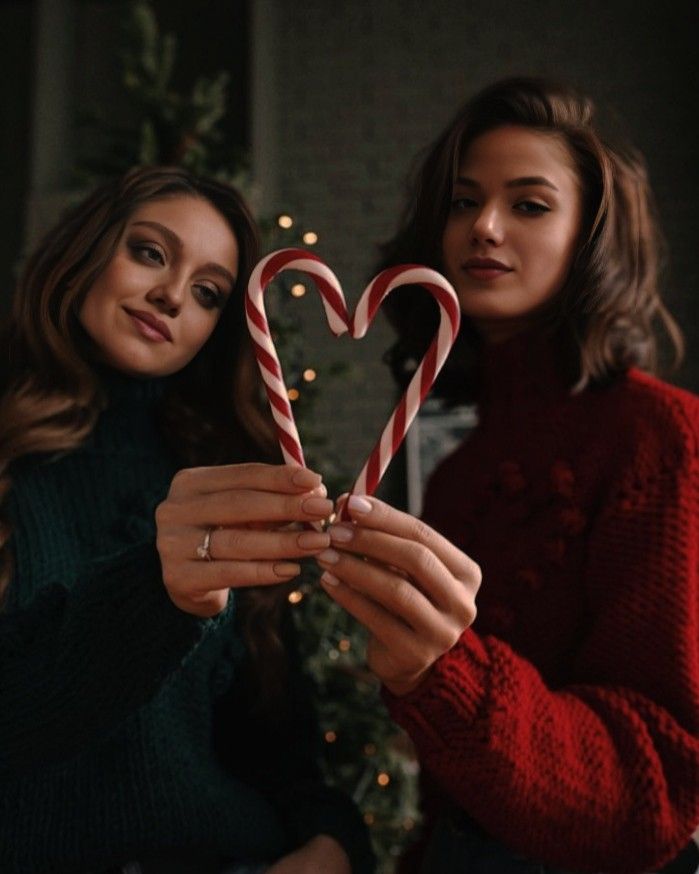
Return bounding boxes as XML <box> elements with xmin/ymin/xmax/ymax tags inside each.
<box><xmin>131</xmin><ymin>220</ymin><xmax>237</xmax><ymax>287</ymax></box>
<box><xmin>455</xmin><ymin>175</ymin><xmax>559</xmax><ymax>192</ymax></box>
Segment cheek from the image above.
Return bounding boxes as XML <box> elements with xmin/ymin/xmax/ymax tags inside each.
<box><xmin>533</xmin><ymin>225</ymin><xmax>578</xmax><ymax>285</ymax></box>
<box><xmin>78</xmin><ymin>283</ymin><xmax>107</xmax><ymax>334</ymax></box>
<box><xmin>79</xmin><ymin>260</ymin><xmax>127</xmax><ymax>319</ymax></box>
<box><xmin>183</xmin><ymin>310</ymin><xmax>221</xmax><ymax>353</ymax></box>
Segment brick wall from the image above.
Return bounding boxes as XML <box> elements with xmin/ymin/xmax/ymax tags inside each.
<box><xmin>252</xmin><ymin>0</ymin><xmax>698</xmax><ymax>498</ymax></box>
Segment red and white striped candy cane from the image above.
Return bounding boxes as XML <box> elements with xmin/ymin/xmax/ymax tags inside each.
<box><xmin>246</xmin><ymin>249</ymin><xmax>349</xmax><ymax>468</ymax></box>
<box><xmin>246</xmin><ymin>248</ymin><xmax>461</xmax><ymax>517</ymax></box>
<box><xmin>341</xmin><ymin>264</ymin><xmax>460</xmax><ymax>517</ymax></box>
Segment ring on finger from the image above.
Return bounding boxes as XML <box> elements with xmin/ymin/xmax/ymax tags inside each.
<box><xmin>196</xmin><ymin>527</ymin><xmax>215</xmax><ymax>561</ymax></box>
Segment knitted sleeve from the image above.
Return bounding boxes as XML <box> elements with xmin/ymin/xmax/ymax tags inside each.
<box><xmin>383</xmin><ymin>411</ymin><xmax>699</xmax><ymax>872</ymax></box>
<box><xmin>0</xmin><ymin>543</ymin><xmax>232</xmax><ymax>776</ymax></box>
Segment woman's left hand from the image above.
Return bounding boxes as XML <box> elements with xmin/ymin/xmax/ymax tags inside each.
<box><xmin>316</xmin><ymin>495</ymin><xmax>481</xmax><ymax>697</ymax></box>
<box><xmin>266</xmin><ymin>834</ymin><xmax>351</xmax><ymax>873</ymax></box>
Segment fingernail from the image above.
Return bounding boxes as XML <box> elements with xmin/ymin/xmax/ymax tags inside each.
<box><xmin>329</xmin><ymin>524</ymin><xmax>354</xmax><ymax>543</ymax></box>
<box><xmin>297</xmin><ymin>531</ymin><xmax>330</xmax><ymax>550</ymax></box>
<box><xmin>317</xmin><ymin>548</ymin><xmax>340</xmax><ymax>564</ymax></box>
<box><xmin>311</xmin><ymin>483</ymin><xmax>328</xmax><ymax>497</ymax></box>
<box><xmin>274</xmin><ymin>562</ymin><xmax>300</xmax><ymax>577</ymax></box>
<box><xmin>348</xmin><ymin>495</ymin><xmax>372</xmax><ymax>514</ymax></box>
<box><xmin>320</xmin><ymin>570</ymin><xmax>340</xmax><ymax>587</ymax></box>
<box><xmin>302</xmin><ymin>496</ymin><xmax>334</xmax><ymax>516</ymax></box>
<box><xmin>292</xmin><ymin>467</ymin><xmax>322</xmax><ymax>489</ymax></box>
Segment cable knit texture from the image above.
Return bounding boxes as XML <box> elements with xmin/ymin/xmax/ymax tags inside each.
<box><xmin>384</xmin><ymin>335</ymin><xmax>699</xmax><ymax>873</ymax></box>
<box><xmin>0</xmin><ymin>370</ymin><xmax>373</xmax><ymax>874</ymax></box>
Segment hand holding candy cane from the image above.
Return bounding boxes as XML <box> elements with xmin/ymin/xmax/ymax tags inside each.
<box><xmin>317</xmin><ymin>494</ymin><xmax>481</xmax><ymax>696</ymax></box>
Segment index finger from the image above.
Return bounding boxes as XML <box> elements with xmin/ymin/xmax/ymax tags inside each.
<box><xmin>339</xmin><ymin>494</ymin><xmax>481</xmax><ymax>583</ymax></box>
<box><xmin>169</xmin><ymin>463</ymin><xmax>323</xmax><ymax>498</ymax></box>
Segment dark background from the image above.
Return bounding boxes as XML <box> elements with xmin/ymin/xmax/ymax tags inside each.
<box><xmin>2</xmin><ymin>0</ymin><xmax>698</xmax><ymax>483</ymax></box>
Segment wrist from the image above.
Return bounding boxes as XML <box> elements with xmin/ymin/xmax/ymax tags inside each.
<box><xmin>384</xmin><ymin>665</ymin><xmax>435</xmax><ymax>697</ymax></box>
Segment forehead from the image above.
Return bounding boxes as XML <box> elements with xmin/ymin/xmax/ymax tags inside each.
<box><xmin>126</xmin><ymin>195</ymin><xmax>239</xmax><ymax>268</ymax></box>
<box><xmin>459</xmin><ymin>125</ymin><xmax>579</xmax><ymax>187</ymax></box>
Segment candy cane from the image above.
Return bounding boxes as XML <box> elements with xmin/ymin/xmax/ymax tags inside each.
<box><xmin>246</xmin><ymin>249</ymin><xmax>348</xmax><ymax>467</ymax></box>
<box><xmin>346</xmin><ymin>264</ymin><xmax>461</xmax><ymax>513</ymax></box>
<box><xmin>246</xmin><ymin>248</ymin><xmax>461</xmax><ymax>519</ymax></box>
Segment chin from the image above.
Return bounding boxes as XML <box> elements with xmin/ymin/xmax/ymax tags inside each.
<box><xmin>100</xmin><ymin>349</ymin><xmax>177</xmax><ymax>379</ymax></box>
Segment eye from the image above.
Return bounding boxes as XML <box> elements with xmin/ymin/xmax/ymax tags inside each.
<box><xmin>514</xmin><ymin>200</ymin><xmax>551</xmax><ymax>215</ymax></box>
<box><xmin>450</xmin><ymin>196</ymin><xmax>478</xmax><ymax>212</ymax></box>
<box><xmin>193</xmin><ymin>284</ymin><xmax>226</xmax><ymax>311</ymax></box>
<box><xmin>130</xmin><ymin>242</ymin><xmax>166</xmax><ymax>264</ymax></box>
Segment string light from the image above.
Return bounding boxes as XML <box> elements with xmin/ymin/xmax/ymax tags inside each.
<box><xmin>338</xmin><ymin>638</ymin><xmax>351</xmax><ymax>652</ymax></box>
<box><xmin>363</xmin><ymin>812</ymin><xmax>375</xmax><ymax>826</ymax></box>
<box><xmin>324</xmin><ymin>730</ymin><xmax>337</xmax><ymax>743</ymax></box>
<box><xmin>302</xmin><ymin>231</ymin><xmax>318</xmax><ymax>245</ymax></box>
<box><xmin>287</xmin><ymin>590</ymin><xmax>303</xmax><ymax>604</ymax></box>
<box><xmin>328</xmin><ymin>648</ymin><xmax>339</xmax><ymax>661</ymax></box>
<box><xmin>288</xmin><ymin>388</ymin><xmax>300</xmax><ymax>401</ymax></box>
<box><xmin>377</xmin><ymin>772</ymin><xmax>390</xmax><ymax>787</ymax></box>
<box><xmin>363</xmin><ymin>743</ymin><xmax>377</xmax><ymax>757</ymax></box>
<box><xmin>277</xmin><ymin>214</ymin><xmax>293</xmax><ymax>229</ymax></box>
<box><xmin>302</xmin><ymin>368</ymin><xmax>317</xmax><ymax>382</ymax></box>
<box><xmin>403</xmin><ymin>817</ymin><xmax>415</xmax><ymax>831</ymax></box>
<box><xmin>291</xmin><ymin>283</ymin><xmax>306</xmax><ymax>298</ymax></box>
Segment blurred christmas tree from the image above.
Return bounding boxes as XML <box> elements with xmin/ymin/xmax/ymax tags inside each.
<box><xmin>75</xmin><ymin>3</ymin><xmax>421</xmax><ymax>869</ymax></box>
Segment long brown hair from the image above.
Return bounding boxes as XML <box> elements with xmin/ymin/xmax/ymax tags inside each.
<box><xmin>0</xmin><ymin>166</ymin><xmax>287</xmax><ymax>699</ymax></box>
<box><xmin>379</xmin><ymin>77</ymin><xmax>684</xmax><ymax>403</ymax></box>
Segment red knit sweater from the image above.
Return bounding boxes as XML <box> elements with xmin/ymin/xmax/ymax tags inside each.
<box><xmin>384</xmin><ymin>336</ymin><xmax>699</xmax><ymax>873</ymax></box>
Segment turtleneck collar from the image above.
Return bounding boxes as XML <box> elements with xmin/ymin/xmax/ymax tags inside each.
<box><xmin>477</xmin><ymin>328</ymin><xmax>576</xmax><ymax>424</ymax></box>
<box><xmin>81</xmin><ymin>365</ymin><xmax>173</xmax><ymax>457</ymax></box>
<box><xmin>95</xmin><ymin>365</ymin><xmax>170</xmax><ymax>408</ymax></box>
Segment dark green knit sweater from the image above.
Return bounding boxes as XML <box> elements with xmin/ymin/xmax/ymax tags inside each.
<box><xmin>0</xmin><ymin>372</ymin><xmax>373</xmax><ymax>874</ymax></box>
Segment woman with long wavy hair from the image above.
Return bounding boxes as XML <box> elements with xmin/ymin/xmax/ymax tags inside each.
<box><xmin>0</xmin><ymin>166</ymin><xmax>373</xmax><ymax>874</ymax></box>
<box><xmin>315</xmin><ymin>78</ymin><xmax>699</xmax><ymax>872</ymax></box>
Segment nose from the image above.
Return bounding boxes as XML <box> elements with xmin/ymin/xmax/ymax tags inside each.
<box><xmin>145</xmin><ymin>277</ymin><xmax>186</xmax><ymax>318</ymax></box>
<box><xmin>470</xmin><ymin>204</ymin><xmax>505</xmax><ymax>247</ymax></box>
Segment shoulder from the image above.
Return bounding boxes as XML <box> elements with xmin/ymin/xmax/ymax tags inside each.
<box><xmin>596</xmin><ymin>369</ymin><xmax>699</xmax><ymax>471</ymax></box>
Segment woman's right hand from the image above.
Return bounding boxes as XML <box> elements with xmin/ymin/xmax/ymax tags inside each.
<box><xmin>155</xmin><ymin>463</ymin><xmax>333</xmax><ymax>617</ymax></box>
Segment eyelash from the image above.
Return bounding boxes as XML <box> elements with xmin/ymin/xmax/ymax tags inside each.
<box><xmin>129</xmin><ymin>242</ymin><xmax>226</xmax><ymax>310</ymax></box>
<box><xmin>449</xmin><ymin>198</ymin><xmax>551</xmax><ymax>215</ymax></box>
<box><xmin>132</xmin><ymin>242</ymin><xmax>165</xmax><ymax>264</ymax></box>
<box><xmin>514</xmin><ymin>201</ymin><xmax>551</xmax><ymax>215</ymax></box>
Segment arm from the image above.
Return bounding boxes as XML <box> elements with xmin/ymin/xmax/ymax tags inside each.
<box><xmin>1</xmin><ymin>463</ymin><xmax>333</xmax><ymax>776</ymax></box>
<box><xmin>0</xmin><ymin>542</ymin><xmax>224</xmax><ymax>775</ymax></box>
<box><xmin>382</xmin><ymin>444</ymin><xmax>699</xmax><ymax>871</ymax></box>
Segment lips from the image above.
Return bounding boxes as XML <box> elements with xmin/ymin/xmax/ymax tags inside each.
<box><xmin>124</xmin><ymin>308</ymin><xmax>173</xmax><ymax>342</ymax></box>
<box><xmin>462</xmin><ymin>257</ymin><xmax>513</xmax><ymax>282</ymax></box>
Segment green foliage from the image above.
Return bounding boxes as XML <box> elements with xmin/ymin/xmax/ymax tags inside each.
<box><xmin>75</xmin><ymin>3</ymin><xmax>421</xmax><ymax>869</ymax></box>
<box><xmin>292</xmin><ymin>561</ymin><xmax>422</xmax><ymax>872</ymax></box>
<box><xmin>75</xmin><ymin>0</ymin><xmax>246</xmax><ymax>186</ymax></box>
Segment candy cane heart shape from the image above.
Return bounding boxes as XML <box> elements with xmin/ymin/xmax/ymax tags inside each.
<box><xmin>245</xmin><ymin>248</ymin><xmax>461</xmax><ymax>517</ymax></box>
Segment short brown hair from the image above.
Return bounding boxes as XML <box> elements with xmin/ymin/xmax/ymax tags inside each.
<box><xmin>379</xmin><ymin>77</ymin><xmax>683</xmax><ymax>403</ymax></box>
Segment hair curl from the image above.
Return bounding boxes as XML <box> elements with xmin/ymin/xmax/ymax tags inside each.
<box><xmin>0</xmin><ymin>166</ymin><xmax>287</xmax><ymax>705</ymax></box>
<box><xmin>379</xmin><ymin>77</ymin><xmax>683</xmax><ymax>403</ymax></box>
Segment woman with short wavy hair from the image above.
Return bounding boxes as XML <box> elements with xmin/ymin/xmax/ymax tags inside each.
<box><xmin>317</xmin><ymin>78</ymin><xmax>699</xmax><ymax>873</ymax></box>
